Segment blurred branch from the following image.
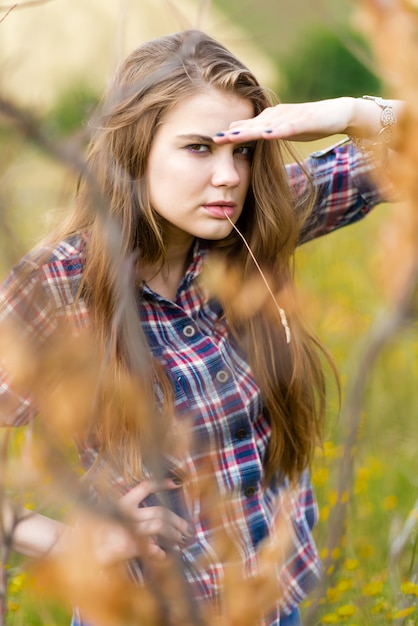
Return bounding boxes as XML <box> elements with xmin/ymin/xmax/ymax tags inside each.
<box><xmin>0</xmin><ymin>431</ymin><xmax>13</xmax><ymax>626</ymax></box>
<box><xmin>306</xmin><ymin>2</ymin><xmax>418</xmax><ymax>621</ymax></box>
<box><xmin>162</xmin><ymin>0</ymin><xmax>193</xmax><ymax>31</ymax></box>
<box><xmin>313</xmin><ymin>0</ymin><xmax>380</xmax><ymax>76</ymax></box>
<box><xmin>305</xmin><ymin>265</ymin><xmax>417</xmax><ymax>625</ymax></box>
<box><xmin>389</xmin><ymin>498</ymin><xmax>418</xmax><ymax>583</ymax></box>
<box><xmin>390</xmin><ymin>497</ymin><xmax>418</xmax><ymax>625</ymax></box>
<box><xmin>0</xmin><ymin>91</ymin><xmax>203</xmax><ymax>625</ymax></box>
<box><xmin>0</xmin><ymin>95</ymin><xmax>86</xmax><ymax>175</ymax></box>
<box><xmin>0</xmin><ymin>511</ymin><xmax>14</xmax><ymax>626</ymax></box>
<box><xmin>0</xmin><ymin>432</ymin><xmax>28</xmax><ymax>626</ymax></box>
<box><xmin>0</xmin><ymin>195</ymin><xmax>26</xmax><ymax>268</ymax></box>
<box><xmin>0</xmin><ymin>4</ymin><xmax>16</xmax><ymax>23</ymax></box>
<box><xmin>0</xmin><ymin>0</ymin><xmax>54</xmax><ymax>11</ymax></box>
<box><xmin>196</xmin><ymin>0</ymin><xmax>211</xmax><ymax>29</ymax></box>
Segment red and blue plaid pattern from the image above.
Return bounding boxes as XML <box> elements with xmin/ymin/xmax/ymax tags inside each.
<box><xmin>0</xmin><ymin>142</ymin><xmax>385</xmax><ymax>625</ymax></box>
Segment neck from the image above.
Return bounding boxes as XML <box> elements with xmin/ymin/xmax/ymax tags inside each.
<box><xmin>144</xmin><ymin>237</ymin><xmax>195</xmax><ymax>301</ymax></box>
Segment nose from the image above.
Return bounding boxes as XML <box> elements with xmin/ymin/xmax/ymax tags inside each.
<box><xmin>211</xmin><ymin>152</ymin><xmax>241</xmax><ymax>188</ymax></box>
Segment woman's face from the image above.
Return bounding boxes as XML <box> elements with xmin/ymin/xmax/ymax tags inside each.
<box><xmin>146</xmin><ymin>88</ymin><xmax>254</xmax><ymax>253</ymax></box>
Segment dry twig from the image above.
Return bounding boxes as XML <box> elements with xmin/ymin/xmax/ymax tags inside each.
<box><xmin>0</xmin><ymin>0</ymin><xmax>53</xmax><ymax>11</ymax></box>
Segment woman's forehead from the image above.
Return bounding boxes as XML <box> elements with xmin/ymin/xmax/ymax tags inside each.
<box><xmin>158</xmin><ymin>89</ymin><xmax>254</xmax><ymax>135</ymax></box>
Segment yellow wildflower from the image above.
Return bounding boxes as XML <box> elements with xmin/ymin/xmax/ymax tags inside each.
<box><xmin>371</xmin><ymin>599</ymin><xmax>389</xmax><ymax>614</ymax></box>
<box><xmin>362</xmin><ymin>581</ymin><xmax>384</xmax><ymax>596</ymax></box>
<box><xmin>321</xmin><ymin>612</ymin><xmax>340</xmax><ymax>623</ymax></box>
<box><xmin>328</xmin><ymin>490</ymin><xmax>338</xmax><ymax>507</ymax></box>
<box><xmin>354</xmin><ymin>467</ymin><xmax>370</xmax><ymax>495</ymax></box>
<box><xmin>393</xmin><ymin>606</ymin><xmax>416</xmax><ymax>619</ymax></box>
<box><xmin>355</xmin><ymin>540</ymin><xmax>374</xmax><ymax>559</ymax></box>
<box><xmin>401</xmin><ymin>581</ymin><xmax>418</xmax><ymax>597</ymax></box>
<box><xmin>312</xmin><ymin>467</ymin><xmax>329</xmax><ymax>487</ymax></box>
<box><xmin>336</xmin><ymin>578</ymin><xmax>353</xmax><ymax>593</ymax></box>
<box><xmin>321</xmin><ymin>505</ymin><xmax>330</xmax><ymax>522</ymax></box>
<box><xmin>327</xmin><ymin>586</ymin><xmax>342</xmax><ymax>603</ymax></box>
<box><xmin>340</xmin><ymin>491</ymin><xmax>349</xmax><ymax>504</ymax></box>
<box><xmin>337</xmin><ymin>604</ymin><xmax>357</xmax><ymax>618</ymax></box>
<box><xmin>344</xmin><ymin>558</ymin><xmax>360</xmax><ymax>571</ymax></box>
<box><xmin>382</xmin><ymin>495</ymin><xmax>398</xmax><ymax>511</ymax></box>
<box><xmin>8</xmin><ymin>572</ymin><xmax>26</xmax><ymax>594</ymax></box>
<box><xmin>331</xmin><ymin>547</ymin><xmax>342</xmax><ymax>561</ymax></box>
<box><xmin>320</xmin><ymin>547</ymin><xmax>329</xmax><ymax>560</ymax></box>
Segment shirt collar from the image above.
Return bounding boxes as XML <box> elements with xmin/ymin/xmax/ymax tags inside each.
<box><xmin>141</xmin><ymin>238</ymin><xmax>211</xmax><ymax>302</ymax></box>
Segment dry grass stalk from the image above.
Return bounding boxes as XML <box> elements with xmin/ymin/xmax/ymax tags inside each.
<box><xmin>305</xmin><ymin>2</ymin><xmax>418</xmax><ymax>624</ymax></box>
<box><xmin>2</xmin><ymin>2</ymin><xmax>417</xmax><ymax>624</ymax></box>
<box><xmin>0</xmin><ymin>259</ymin><xmax>296</xmax><ymax>624</ymax></box>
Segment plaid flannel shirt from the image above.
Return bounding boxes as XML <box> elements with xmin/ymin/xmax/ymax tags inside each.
<box><xmin>0</xmin><ymin>142</ymin><xmax>385</xmax><ymax>625</ymax></box>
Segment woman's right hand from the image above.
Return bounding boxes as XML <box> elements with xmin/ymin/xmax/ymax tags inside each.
<box><xmin>5</xmin><ymin>478</ymin><xmax>191</xmax><ymax>565</ymax></box>
<box><xmin>92</xmin><ymin>478</ymin><xmax>192</xmax><ymax>565</ymax></box>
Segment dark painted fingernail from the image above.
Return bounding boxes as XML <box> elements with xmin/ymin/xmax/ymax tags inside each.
<box><xmin>215</xmin><ymin>132</ymin><xmax>225</xmax><ymax>137</ymax></box>
<box><xmin>230</xmin><ymin>130</ymin><xmax>240</xmax><ymax>135</ymax></box>
<box><xmin>264</xmin><ymin>129</ymin><xmax>273</xmax><ymax>134</ymax></box>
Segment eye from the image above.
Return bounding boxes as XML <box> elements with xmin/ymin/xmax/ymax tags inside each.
<box><xmin>234</xmin><ymin>144</ymin><xmax>255</xmax><ymax>158</ymax></box>
<box><xmin>185</xmin><ymin>144</ymin><xmax>210</xmax><ymax>154</ymax></box>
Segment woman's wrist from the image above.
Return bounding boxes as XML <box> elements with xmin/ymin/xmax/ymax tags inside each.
<box><xmin>345</xmin><ymin>95</ymin><xmax>403</xmax><ymax>149</ymax></box>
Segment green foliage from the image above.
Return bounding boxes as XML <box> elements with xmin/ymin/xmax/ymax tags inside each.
<box><xmin>46</xmin><ymin>84</ymin><xmax>99</xmax><ymax>137</ymax></box>
<box><xmin>296</xmin><ymin>207</ymin><xmax>418</xmax><ymax>624</ymax></box>
<box><xmin>279</xmin><ymin>28</ymin><xmax>381</xmax><ymax>102</ymax></box>
<box><xmin>5</xmin><ymin>182</ymin><xmax>417</xmax><ymax>625</ymax></box>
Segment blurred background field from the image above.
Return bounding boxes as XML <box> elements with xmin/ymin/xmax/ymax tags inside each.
<box><xmin>1</xmin><ymin>1</ymin><xmax>417</xmax><ymax>625</ymax></box>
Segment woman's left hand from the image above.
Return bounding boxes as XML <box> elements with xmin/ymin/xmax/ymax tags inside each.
<box><xmin>213</xmin><ymin>96</ymin><xmax>405</xmax><ymax>148</ymax></box>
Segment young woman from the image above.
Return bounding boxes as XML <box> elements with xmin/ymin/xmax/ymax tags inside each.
<box><xmin>0</xmin><ymin>30</ymin><xmax>402</xmax><ymax>626</ymax></box>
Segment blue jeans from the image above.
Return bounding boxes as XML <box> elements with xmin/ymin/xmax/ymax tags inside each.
<box><xmin>280</xmin><ymin>607</ymin><xmax>301</xmax><ymax>626</ymax></box>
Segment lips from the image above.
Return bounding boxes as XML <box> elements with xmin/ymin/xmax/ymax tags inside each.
<box><xmin>202</xmin><ymin>202</ymin><xmax>236</xmax><ymax>219</ymax></box>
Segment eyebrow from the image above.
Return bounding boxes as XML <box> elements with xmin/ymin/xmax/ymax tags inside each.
<box><xmin>177</xmin><ymin>133</ymin><xmax>257</xmax><ymax>148</ymax></box>
<box><xmin>177</xmin><ymin>133</ymin><xmax>215</xmax><ymax>144</ymax></box>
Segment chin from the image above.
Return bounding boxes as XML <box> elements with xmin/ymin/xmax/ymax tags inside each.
<box><xmin>198</xmin><ymin>226</ymin><xmax>235</xmax><ymax>241</ymax></box>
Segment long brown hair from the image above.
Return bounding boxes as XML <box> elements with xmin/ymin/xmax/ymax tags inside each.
<box><xmin>52</xmin><ymin>30</ymin><xmax>329</xmax><ymax>484</ymax></box>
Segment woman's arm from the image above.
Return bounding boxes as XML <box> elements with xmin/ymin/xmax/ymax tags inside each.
<box><xmin>287</xmin><ymin>141</ymin><xmax>391</xmax><ymax>244</ymax></box>
<box><xmin>212</xmin><ymin>96</ymin><xmax>405</xmax><ymax>146</ymax></box>
<box><xmin>213</xmin><ymin>96</ymin><xmax>404</xmax><ymax>243</ymax></box>
<box><xmin>4</xmin><ymin>508</ymin><xmax>70</xmax><ymax>559</ymax></box>
<box><xmin>3</xmin><ymin>479</ymin><xmax>191</xmax><ymax>564</ymax></box>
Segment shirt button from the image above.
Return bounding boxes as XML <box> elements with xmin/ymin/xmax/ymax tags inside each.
<box><xmin>244</xmin><ymin>485</ymin><xmax>256</xmax><ymax>498</ymax></box>
<box><xmin>183</xmin><ymin>325</ymin><xmax>196</xmax><ymax>338</ymax></box>
<box><xmin>215</xmin><ymin>369</ymin><xmax>229</xmax><ymax>384</ymax></box>
<box><xmin>235</xmin><ymin>428</ymin><xmax>248</xmax><ymax>440</ymax></box>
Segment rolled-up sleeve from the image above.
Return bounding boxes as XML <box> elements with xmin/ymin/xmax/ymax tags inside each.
<box><xmin>286</xmin><ymin>140</ymin><xmax>393</xmax><ymax>245</ymax></box>
<box><xmin>0</xmin><ymin>261</ymin><xmax>52</xmax><ymax>426</ymax></box>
